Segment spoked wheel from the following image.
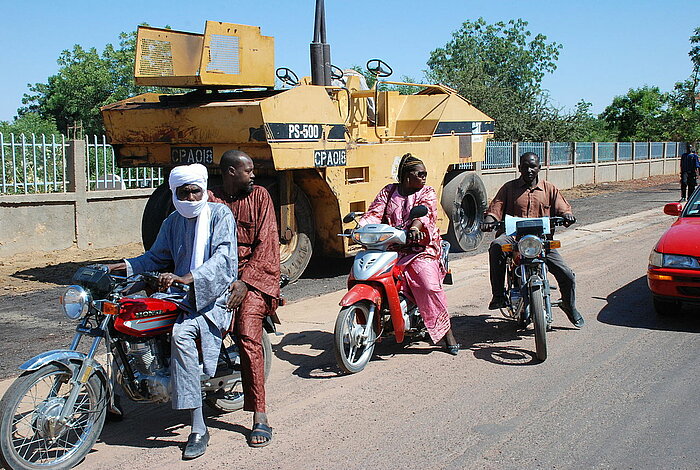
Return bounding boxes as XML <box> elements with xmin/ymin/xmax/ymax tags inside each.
<box><xmin>334</xmin><ymin>301</ymin><xmax>377</xmax><ymax>374</ymax></box>
<box><xmin>0</xmin><ymin>364</ymin><xmax>106</xmax><ymax>470</ymax></box>
<box><xmin>530</xmin><ymin>281</ymin><xmax>548</xmax><ymax>362</ymax></box>
<box><xmin>205</xmin><ymin>328</ymin><xmax>273</xmax><ymax>413</ymax></box>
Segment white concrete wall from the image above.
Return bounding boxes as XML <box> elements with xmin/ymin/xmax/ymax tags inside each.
<box><xmin>0</xmin><ymin>140</ymin><xmax>153</xmax><ymax>258</ymax></box>
<box><xmin>0</xmin><ymin>190</ymin><xmax>151</xmax><ymax>258</ymax></box>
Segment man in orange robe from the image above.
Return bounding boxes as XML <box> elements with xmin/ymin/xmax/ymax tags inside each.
<box><xmin>209</xmin><ymin>150</ymin><xmax>280</xmax><ymax>447</ymax></box>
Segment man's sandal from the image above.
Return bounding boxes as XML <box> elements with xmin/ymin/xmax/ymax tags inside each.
<box><xmin>249</xmin><ymin>423</ymin><xmax>273</xmax><ymax>448</ymax></box>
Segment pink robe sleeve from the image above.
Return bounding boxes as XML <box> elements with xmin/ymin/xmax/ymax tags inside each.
<box><xmin>413</xmin><ymin>186</ymin><xmax>440</xmax><ymax>245</ymax></box>
<box><xmin>359</xmin><ymin>184</ymin><xmax>396</xmax><ymax>226</ymax></box>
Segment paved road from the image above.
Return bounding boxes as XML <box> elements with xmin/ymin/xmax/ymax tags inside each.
<box><xmin>1</xmin><ymin>182</ymin><xmax>698</xmax><ymax>469</ymax></box>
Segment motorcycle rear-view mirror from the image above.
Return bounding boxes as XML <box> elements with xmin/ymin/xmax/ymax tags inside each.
<box><xmin>343</xmin><ymin>212</ymin><xmax>357</xmax><ymax>224</ymax></box>
<box><xmin>409</xmin><ymin>205</ymin><xmax>428</xmax><ymax>219</ymax></box>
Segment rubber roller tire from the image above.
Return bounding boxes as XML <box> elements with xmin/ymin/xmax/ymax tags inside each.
<box><xmin>142</xmin><ymin>182</ymin><xmax>175</xmax><ymax>251</ymax></box>
<box><xmin>441</xmin><ymin>172</ymin><xmax>488</xmax><ymax>252</ymax></box>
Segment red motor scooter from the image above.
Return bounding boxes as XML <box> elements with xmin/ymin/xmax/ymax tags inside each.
<box><xmin>333</xmin><ymin>205</ymin><xmax>450</xmax><ymax>374</ymax></box>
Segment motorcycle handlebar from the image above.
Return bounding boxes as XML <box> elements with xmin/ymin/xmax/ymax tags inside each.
<box><xmin>485</xmin><ymin>215</ymin><xmax>574</xmax><ymax>232</ymax></box>
<box><xmin>140</xmin><ymin>271</ymin><xmax>191</xmax><ymax>292</ymax></box>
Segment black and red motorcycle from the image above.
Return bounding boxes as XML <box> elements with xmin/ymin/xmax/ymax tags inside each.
<box><xmin>0</xmin><ymin>265</ymin><xmax>276</xmax><ymax>470</ymax></box>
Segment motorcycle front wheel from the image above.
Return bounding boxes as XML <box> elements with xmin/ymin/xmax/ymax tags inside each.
<box><xmin>530</xmin><ymin>281</ymin><xmax>548</xmax><ymax>362</ymax></box>
<box><xmin>0</xmin><ymin>363</ymin><xmax>106</xmax><ymax>470</ymax></box>
<box><xmin>205</xmin><ymin>328</ymin><xmax>272</xmax><ymax>413</ymax></box>
<box><xmin>334</xmin><ymin>301</ymin><xmax>377</xmax><ymax>374</ymax></box>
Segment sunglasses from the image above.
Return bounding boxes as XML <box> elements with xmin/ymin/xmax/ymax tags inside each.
<box><xmin>410</xmin><ymin>171</ymin><xmax>428</xmax><ymax>178</ymax></box>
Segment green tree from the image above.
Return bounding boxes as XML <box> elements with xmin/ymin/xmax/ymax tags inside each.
<box><xmin>662</xmin><ymin>27</ymin><xmax>700</xmax><ymax>142</ymax></box>
<box><xmin>600</xmin><ymin>86</ymin><xmax>668</xmax><ymax>141</ymax></box>
<box><xmin>20</xmin><ymin>45</ymin><xmax>113</xmax><ymax>136</ymax></box>
<box><xmin>351</xmin><ymin>66</ymin><xmax>424</xmax><ymax>94</ymax></box>
<box><xmin>0</xmin><ymin>112</ymin><xmax>60</xmax><ymax>137</ymax></box>
<box><xmin>688</xmin><ymin>26</ymin><xmax>700</xmax><ymax>112</ymax></box>
<box><xmin>564</xmin><ymin>100</ymin><xmax>615</xmax><ymax>141</ymax></box>
<box><xmin>20</xmin><ymin>26</ymin><xmax>177</xmax><ymax>136</ymax></box>
<box><xmin>426</xmin><ymin>18</ymin><xmax>563</xmax><ymax>140</ymax></box>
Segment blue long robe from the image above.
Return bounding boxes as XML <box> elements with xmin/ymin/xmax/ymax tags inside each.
<box><xmin>126</xmin><ymin>202</ymin><xmax>237</xmax><ymax>377</ymax></box>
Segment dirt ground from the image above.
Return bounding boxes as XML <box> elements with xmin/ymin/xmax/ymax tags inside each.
<box><xmin>0</xmin><ymin>174</ymin><xmax>679</xmax><ymax>297</ymax></box>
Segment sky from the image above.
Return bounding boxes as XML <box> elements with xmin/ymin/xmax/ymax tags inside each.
<box><xmin>1</xmin><ymin>0</ymin><xmax>699</xmax><ymax>122</ymax></box>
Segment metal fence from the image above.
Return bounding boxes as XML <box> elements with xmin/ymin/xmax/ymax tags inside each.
<box><xmin>0</xmin><ymin>133</ymin><xmax>67</xmax><ymax>194</ymax></box>
<box><xmin>1</xmin><ymin>132</ymin><xmax>163</xmax><ymax>195</ymax></box>
<box><xmin>482</xmin><ymin>141</ymin><xmax>685</xmax><ymax>170</ymax></box>
<box><xmin>85</xmin><ymin>135</ymin><xmax>163</xmax><ymax>191</ymax></box>
<box><xmin>0</xmin><ymin>133</ymin><xmax>688</xmax><ymax>194</ymax></box>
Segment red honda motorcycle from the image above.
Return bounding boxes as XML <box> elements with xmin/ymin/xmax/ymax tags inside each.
<box><xmin>0</xmin><ymin>266</ymin><xmax>274</xmax><ymax>470</ymax></box>
<box><xmin>333</xmin><ymin>206</ymin><xmax>450</xmax><ymax>374</ymax></box>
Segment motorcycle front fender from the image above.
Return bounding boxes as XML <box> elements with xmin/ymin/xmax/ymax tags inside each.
<box><xmin>19</xmin><ymin>350</ymin><xmax>108</xmax><ymax>385</ymax></box>
<box><xmin>340</xmin><ymin>284</ymin><xmax>383</xmax><ymax>308</ymax></box>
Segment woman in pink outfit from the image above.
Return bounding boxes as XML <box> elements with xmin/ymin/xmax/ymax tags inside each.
<box><xmin>359</xmin><ymin>153</ymin><xmax>460</xmax><ymax>355</ymax></box>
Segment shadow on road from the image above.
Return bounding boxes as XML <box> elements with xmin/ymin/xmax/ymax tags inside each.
<box><xmin>597</xmin><ymin>276</ymin><xmax>700</xmax><ymax>333</ymax></box>
<box><xmin>301</xmin><ymin>257</ymin><xmax>354</xmax><ymax>280</ymax></box>
<box><xmin>273</xmin><ymin>330</ymin><xmax>339</xmax><ymax>378</ymax></box>
<box><xmin>11</xmin><ymin>258</ymin><xmax>123</xmax><ymax>286</ymax></box>
<box><xmin>450</xmin><ymin>310</ymin><xmax>575</xmax><ymax>365</ymax></box>
<box><xmin>473</xmin><ymin>346</ymin><xmax>539</xmax><ymax>365</ymax></box>
<box><xmin>98</xmin><ymin>404</ymin><xmax>249</xmax><ymax>451</ymax></box>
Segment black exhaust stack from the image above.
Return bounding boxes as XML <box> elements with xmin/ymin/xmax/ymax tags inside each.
<box><xmin>310</xmin><ymin>0</ymin><xmax>331</xmax><ymax>86</ymax></box>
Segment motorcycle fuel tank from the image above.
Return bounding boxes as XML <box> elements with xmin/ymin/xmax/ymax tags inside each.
<box><xmin>113</xmin><ymin>298</ymin><xmax>181</xmax><ymax>337</ymax></box>
<box><xmin>352</xmin><ymin>250</ymin><xmax>398</xmax><ymax>280</ymax></box>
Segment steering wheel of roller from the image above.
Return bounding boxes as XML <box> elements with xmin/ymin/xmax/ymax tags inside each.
<box><xmin>366</xmin><ymin>59</ymin><xmax>393</xmax><ymax>78</ymax></box>
<box><xmin>276</xmin><ymin>67</ymin><xmax>299</xmax><ymax>87</ymax></box>
<box><xmin>330</xmin><ymin>64</ymin><xmax>344</xmax><ymax>81</ymax></box>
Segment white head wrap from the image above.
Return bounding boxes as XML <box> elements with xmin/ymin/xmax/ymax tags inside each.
<box><xmin>169</xmin><ymin>164</ymin><xmax>209</xmax><ymax>218</ymax></box>
<box><xmin>168</xmin><ymin>164</ymin><xmax>211</xmax><ymax>271</ymax></box>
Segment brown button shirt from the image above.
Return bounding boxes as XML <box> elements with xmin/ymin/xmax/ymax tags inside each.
<box><xmin>486</xmin><ymin>177</ymin><xmax>572</xmax><ymax>221</ymax></box>
<box><xmin>208</xmin><ymin>185</ymin><xmax>280</xmax><ymax>302</ymax></box>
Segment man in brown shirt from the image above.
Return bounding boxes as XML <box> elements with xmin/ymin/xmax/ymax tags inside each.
<box><xmin>481</xmin><ymin>152</ymin><xmax>584</xmax><ymax>328</ymax></box>
<box><xmin>208</xmin><ymin>150</ymin><xmax>280</xmax><ymax>447</ymax></box>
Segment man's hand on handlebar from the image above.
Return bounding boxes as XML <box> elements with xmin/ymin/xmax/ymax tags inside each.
<box><xmin>562</xmin><ymin>213</ymin><xmax>576</xmax><ymax>227</ymax></box>
<box><xmin>407</xmin><ymin>220</ymin><xmax>426</xmax><ymax>242</ymax></box>
<box><xmin>105</xmin><ymin>262</ymin><xmax>126</xmax><ymax>274</ymax></box>
<box><xmin>157</xmin><ymin>272</ymin><xmax>193</xmax><ymax>292</ymax></box>
<box><xmin>227</xmin><ymin>280</ymin><xmax>248</xmax><ymax>310</ymax></box>
<box><xmin>480</xmin><ymin>214</ymin><xmax>498</xmax><ymax>232</ymax></box>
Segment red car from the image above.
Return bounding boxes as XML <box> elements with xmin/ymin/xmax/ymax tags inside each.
<box><xmin>648</xmin><ymin>198</ymin><xmax>700</xmax><ymax>315</ymax></box>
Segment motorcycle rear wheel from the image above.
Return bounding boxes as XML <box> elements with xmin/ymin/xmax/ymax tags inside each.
<box><xmin>530</xmin><ymin>282</ymin><xmax>548</xmax><ymax>362</ymax></box>
<box><xmin>205</xmin><ymin>328</ymin><xmax>272</xmax><ymax>413</ymax></box>
<box><xmin>334</xmin><ymin>301</ymin><xmax>377</xmax><ymax>374</ymax></box>
<box><xmin>0</xmin><ymin>363</ymin><xmax>106</xmax><ymax>470</ymax></box>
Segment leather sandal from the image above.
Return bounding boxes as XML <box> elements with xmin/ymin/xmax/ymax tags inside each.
<box><xmin>249</xmin><ymin>423</ymin><xmax>273</xmax><ymax>448</ymax></box>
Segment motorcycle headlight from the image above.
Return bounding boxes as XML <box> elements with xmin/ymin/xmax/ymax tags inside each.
<box><xmin>518</xmin><ymin>235</ymin><xmax>543</xmax><ymax>258</ymax></box>
<box><xmin>60</xmin><ymin>285</ymin><xmax>91</xmax><ymax>320</ymax></box>
<box><xmin>352</xmin><ymin>231</ymin><xmax>392</xmax><ymax>245</ymax></box>
<box><xmin>662</xmin><ymin>254</ymin><xmax>700</xmax><ymax>269</ymax></box>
